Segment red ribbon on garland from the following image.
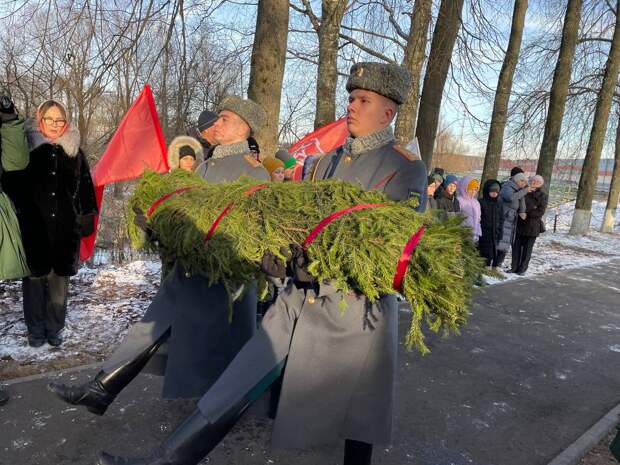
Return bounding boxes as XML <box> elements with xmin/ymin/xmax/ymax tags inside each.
<box><xmin>392</xmin><ymin>226</ymin><xmax>426</xmax><ymax>292</ymax></box>
<box><xmin>302</xmin><ymin>203</ymin><xmax>386</xmax><ymax>248</ymax></box>
<box><xmin>204</xmin><ymin>184</ymin><xmax>268</xmax><ymax>243</ymax></box>
<box><xmin>146</xmin><ymin>187</ymin><xmax>200</xmax><ymax>218</ymax></box>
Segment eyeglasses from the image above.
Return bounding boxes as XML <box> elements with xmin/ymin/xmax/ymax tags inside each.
<box><xmin>42</xmin><ymin>117</ymin><xmax>67</xmax><ymax>127</ymax></box>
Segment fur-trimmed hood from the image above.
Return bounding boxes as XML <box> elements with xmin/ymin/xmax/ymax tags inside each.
<box><xmin>25</xmin><ymin>118</ymin><xmax>81</xmax><ymax>157</ymax></box>
<box><xmin>167</xmin><ymin>135</ymin><xmax>204</xmax><ymax>170</ymax></box>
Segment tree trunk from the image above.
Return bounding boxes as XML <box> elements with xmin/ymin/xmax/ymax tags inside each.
<box><xmin>601</xmin><ymin>113</ymin><xmax>620</xmax><ymax>233</ymax></box>
<box><xmin>481</xmin><ymin>0</ymin><xmax>528</xmax><ymax>185</ymax></box>
<box><xmin>415</xmin><ymin>0</ymin><xmax>465</xmax><ymax>168</ymax></box>
<box><xmin>536</xmin><ymin>0</ymin><xmax>582</xmax><ymax>187</ymax></box>
<box><xmin>570</xmin><ymin>0</ymin><xmax>620</xmax><ymax>235</ymax></box>
<box><xmin>394</xmin><ymin>0</ymin><xmax>433</xmax><ymax>145</ymax></box>
<box><xmin>247</xmin><ymin>0</ymin><xmax>289</xmax><ymax>157</ymax></box>
<box><xmin>314</xmin><ymin>0</ymin><xmax>348</xmax><ymax>130</ymax></box>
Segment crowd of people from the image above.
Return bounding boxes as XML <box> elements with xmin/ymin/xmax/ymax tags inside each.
<box><xmin>426</xmin><ymin>166</ymin><xmax>548</xmax><ymax>275</ymax></box>
<box><xmin>0</xmin><ymin>60</ymin><xmax>549</xmax><ymax>465</ymax></box>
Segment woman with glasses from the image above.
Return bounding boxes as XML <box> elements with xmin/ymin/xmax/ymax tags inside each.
<box><xmin>3</xmin><ymin>99</ymin><xmax>97</xmax><ymax>347</ymax></box>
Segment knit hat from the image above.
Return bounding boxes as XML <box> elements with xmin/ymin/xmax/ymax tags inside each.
<box><xmin>262</xmin><ymin>157</ymin><xmax>284</xmax><ymax>175</ymax></box>
<box><xmin>346</xmin><ymin>62</ymin><xmax>412</xmax><ymax>104</ymax></box>
<box><xmin>513</xmin><ymin>172</ymin><xmax>528</xmax><ymax>184</ymax></box>
<box><xmin>179</xmin><ymin>145</ymin><xmax>196</xmax><ymax>159</ymax></box>
<box><xmin>431</xmin><ymin>172</ymin><xmax>443</xmax><ymax>184</ymax></box>
<box><xmin>167</xmin><ymin>135</ymin><xmax>204</xmax><ymax>170</ymax></box>
<box><xmin>218</xmin><ymin>96</ymin><xmax>266</xmax><ymax>134</ymax></box>
<box><xmin>510</xmin><ymin>166</ymin><xmax>524</xmax><ymax>177</ymax></box>
<box><xmin>275</xmin><ymin>149</ymin><xmax>297</xmax><ymax>169</ymax></box>
<box><xmin>197</xmin><ymin>110</ymin><xmax>218</xmax><ymax>132</ymax></box>
<box><xmin>467</xmin><ymin>179</ymin><xmax>480</xmax><ymax>191</ymax></box>
<box><xmin>488</xmin><ymin>182</ymin><xmax>501</xmax><ymax>193</ymax></box>
<box><xmin>444</xmin><ymin>174</ymin><xmax>458</xmax><ymax>187</ymax></box>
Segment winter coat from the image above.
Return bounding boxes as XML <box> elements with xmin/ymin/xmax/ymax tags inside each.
<box><xmin>478</xmin><ymin>180</ymin><xmax>504</xmax><ymax>261</ymax></box>
<box><xmin>197</xmin><ymin>127</ymin><xmax>428</xmax><ymax>449</ymax></box>
<box><xmin>516</xmin><ymin>189</ymin><xmax>548</xmax><ymax>237</ymax></box>
<box><xmin>436</xmin><ymin>189</ymin><xmax>460</xmax><ymax>215</ymax></box>
<box><xmin>104</xmin><ymin>138</ymin><xmax>268</xmax><ymax>399</ymax></box>
<box><xmin>0</xmin><ymin>117</ymin><xmax>30</xmax><ymax>279</ymax></box>
<box><xmin>456</xmin><ymin>176</ymin><xmax>481</xmax><ymax>239</ymax></box>
<box><xmin>2</xmin><ymin>120</ymin><xmax>97</xmax><ymax>277</ymax></box>
<box><xmin>497</xmin><ymin>178</ymin><xmax>528</xmax><ymax>252</ymax></box>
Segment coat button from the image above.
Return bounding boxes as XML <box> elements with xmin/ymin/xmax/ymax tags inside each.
<box><xmin>184</xmin><ymin>271</ymin><xmax>191</xmax><ymax>278</ymax></box>
<box><xmin>51</xmin><ymin>171</ymin><xmax>56</xmax><ymax>175</ymax></box>
<box><xmin>344</xmin><ymin>156</ymin><xmax>352</xmax><ymax>163</ymax></box>
<box><xmin>51</xmin><ymin>213</ymin><xmax>55</xmax><ymax>218</ymax></box>
<box><xmin>307</xmin><ymin>296</ymin><xmax>316</xmax><ymax>304</ymax></box>
<box><xmin>51</xmin><ymin>192</ymin><xmax>56</xmax><ymax>196</ymax></box>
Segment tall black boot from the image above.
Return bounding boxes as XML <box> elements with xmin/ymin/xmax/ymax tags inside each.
<box><xmin>343</xmin><ymin>439</ymin><xmax>373</xmax><ymax>465</ymax></box>
<box><xmin>48</xmin><ymin>329</ymin><xmax>170</xmax><ymax>415</ymax></box>
<box><xmin>96</xmin><ymin>402</ymin><xmax>250</xmax><ymax>465</ymax></box>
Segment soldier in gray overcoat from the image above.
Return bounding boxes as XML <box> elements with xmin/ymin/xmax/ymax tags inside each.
<box><xmin>48</xmin><ymin>97</ymin><xmax>270</xmax><ymax>411</ymax></box>
<box><xmin>95</xmin><ymin>63</ymin><xmax>427</xmax><ymax>465</ymax></box>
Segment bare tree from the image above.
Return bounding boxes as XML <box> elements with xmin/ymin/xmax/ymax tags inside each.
<box><xmin>415</xmin><ymin>0</ymin><xmax>465</xmax><ymax>168</ymax></box>
<box><xmin>481</xmin><ymin>0</ymin><xmax>528</xmax><ymax>185</ymax></box>
<box><xmin>394</xmin><ymin>0</ymin><xmax>432</xmax><ymax>145</ymax></box>
<box><xmin>601</xmin><ymin>107</ymin><xmax>620</xmax><ymax>232</ymax></box>
<box><xmin>536</xmin><ymin>0</ymin><xmax>583</xmax><ymax>186</ymax></box>
<box><xmin>248</xmin><ymin>0</ymin><xmax>290</xmax><ymax>157</ymax></box>
<box><xmin>570</xmin><ymin>0</ymin><xmax>620</xmax><ymax>235</ymax></box>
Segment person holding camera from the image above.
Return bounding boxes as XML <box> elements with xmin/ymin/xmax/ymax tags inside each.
<box><xmin>2</xmin><ymin>99</ymin><xmax>97</xmax><ymax>347</ymax></box>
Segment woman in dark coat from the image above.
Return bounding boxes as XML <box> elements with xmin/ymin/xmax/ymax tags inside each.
<box><xmin>478</xmin><ymin>179</ymin><xmax>505</xmax><ymax>268</ymax></box>
<box><xmin>3</xmin><ymin>99</ymin><xmax>97</xmax><ymax>347</ymax></box>
<box><xmin>513</xmin><ymin>175</ymin><xmax>547</xmax><ymax>275</ymax></box>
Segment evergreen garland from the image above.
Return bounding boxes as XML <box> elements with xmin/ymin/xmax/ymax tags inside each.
<box><xmin>128</xmin><ymin>170</ymin><xmax>485</xmax><ymax>353</ymax></box>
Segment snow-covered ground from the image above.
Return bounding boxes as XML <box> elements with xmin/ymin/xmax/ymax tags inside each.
<box><xmin>1</xmin><ymin>200</ymin><xmax>619</xmax><ymax>374</ymax></box>
<box><xmin>0</xmin><ymin>261</ymin><xmax>161</xmax><ymax>371</ymax></box>
<box><xmin>485</xmin><ymin>200</ymin><xmax>620</xmax><ymax>285</ymax></box>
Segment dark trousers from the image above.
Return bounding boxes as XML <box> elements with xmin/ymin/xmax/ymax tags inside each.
<box><xmin>23</xmin><ymin>271</ymin><xmax>69</xmax><ymax>338</ymax></box>
<box><xmin>511</xmin><ymin>235</ymin><xmax>537</xmax><ymax>273</ymax></box>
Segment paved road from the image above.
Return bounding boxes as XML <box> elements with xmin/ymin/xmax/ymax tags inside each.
<box><xmin>2</xmin><ymin>260</ymin><xmax>620</xmax><ymax>465</ymax></box>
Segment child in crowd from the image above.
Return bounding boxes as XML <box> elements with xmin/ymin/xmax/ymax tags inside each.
<box><xmin>478</xmin><ymin>179</ymin><xmax>505</xmax><ymax>268</ymax></box>
<box><xmin>435</xmin><ymin>174</ymin><xmax>460</xmax><ymax>215</ymax></box>
<box><xmin>262</xmin><ymin>157</ymin><xmax>286</xmax><ymax>182</ymax></box>
<box><xmin>457</xmin><ymin>176</ymin><xmax>481</xmax><ymax>242</ymax></box>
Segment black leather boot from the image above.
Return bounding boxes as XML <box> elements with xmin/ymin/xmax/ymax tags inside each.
<box><xmin>343</xmin><ymin>439</ymin><xmax>373</xmax><ymax>465</ymax></box>
<box><xmin>48</xmin><ymin>329</ymin><xmax>170</xmax><ymax>415</ymax></box>
<box><xmin>96</xmin><ymin>403</ymin><xmax>250</xmax><ymax>465</ymax></box>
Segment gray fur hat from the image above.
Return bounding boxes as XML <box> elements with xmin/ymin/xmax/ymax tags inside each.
<box><xmin>218</xmin><ymin>96</ymin><xmax>266</xmax><ymax>134</ymax></box>
<box><xmin>167</xmin><ymin>135</ymin><xmax>203</xmax><ymax>170</ymax></box>
<box><xmin>346</xmin><ymin>62</ymin><xmax>412</xmax><ymax>105</ymax></box>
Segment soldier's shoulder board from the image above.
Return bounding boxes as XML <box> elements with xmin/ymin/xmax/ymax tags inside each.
<box><xmin>244</xmin><ymin>154</ymin><xmax>262</xmax><ymax>168</ymax></box>
<box><xmin>392</xmin><ymin>144</ymin><xmax>420</xmax><ymax>162</ymax></box>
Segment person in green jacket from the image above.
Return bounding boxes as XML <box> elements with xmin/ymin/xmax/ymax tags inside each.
<box><xmin>0</xmin><ymin>95</ymin><xmax>29</xmax><ymax>280</ymax></box>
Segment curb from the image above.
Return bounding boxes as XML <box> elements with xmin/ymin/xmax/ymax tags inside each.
<box><xmin>2</xmin><ymin>361</ymin><xmax>101</xmax><ymax>386</ymax></box>
<box><xmin>547</xmin><ymin>403</ymin><xmax>620</xmax><ymax>465</ymax></box>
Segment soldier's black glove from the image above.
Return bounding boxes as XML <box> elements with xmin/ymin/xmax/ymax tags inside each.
<box><xmin>0</xmin><ymin>95</ymin><xmax>18</xmax><ymax>122</ymax></box>
<box><xmin>288</xmin><ymin>243</ymin><xmax>315</xmax><ymax>285</ymax></box>
<box><xmin>79</xmin><ymin>213</ymin><xmax>96</xmax><ymax>237</ymax></box>
<box><xmin>132</xmin><ymin>205</ymin><xmax>157</xmax><ymax>241</ymax></box>
<box><xmin>260</xmin><ymin>250</ymin><xmax>287</xmax><ymax>279</ymax></box>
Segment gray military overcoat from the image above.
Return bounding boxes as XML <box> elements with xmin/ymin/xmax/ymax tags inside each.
<box><xmin>103</xmin><ymin>141</ymin><xmax>269</xmax><ymax>399</ymax></box>
<box><xmin>197</xmin><ymin>127</ymin><xmax>427</xmax><ymax>448</ymax></box>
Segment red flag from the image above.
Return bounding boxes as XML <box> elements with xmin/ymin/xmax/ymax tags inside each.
<box><xmin>288</xmin><ymin>117</ymin><xmax>349</xmax><ymax>180</ymax></box>
<box><xmin>80</xmin><ymin>85</ymin><xmax>168</xmax><ymax>260</ymax></box>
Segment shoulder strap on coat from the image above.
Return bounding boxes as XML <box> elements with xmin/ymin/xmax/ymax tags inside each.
<box><xmin>392</xmin><ymin>144</ymin><xmax>419</xmax><ymax>162</ymax></box>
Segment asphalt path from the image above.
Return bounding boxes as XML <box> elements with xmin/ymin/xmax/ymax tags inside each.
<box><xmin>1</xmin><ymin>259</ymin><xmax>620</xmax><ymax>465</ymax></box>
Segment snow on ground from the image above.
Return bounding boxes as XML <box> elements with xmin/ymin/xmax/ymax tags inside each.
<box><xmin>0</xmin><ymin>200</ymin><xmax>619</xmax><ymax>375</ymax></box>
<box><xmin>485</xmin><ymin>200</ymin><xmax>620</xmax><ymax>285</ymax></box>
<box><xmin>0</xmin><ymin>260</ymin><xmax>161</xmax><ymax>369</ymax></box>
